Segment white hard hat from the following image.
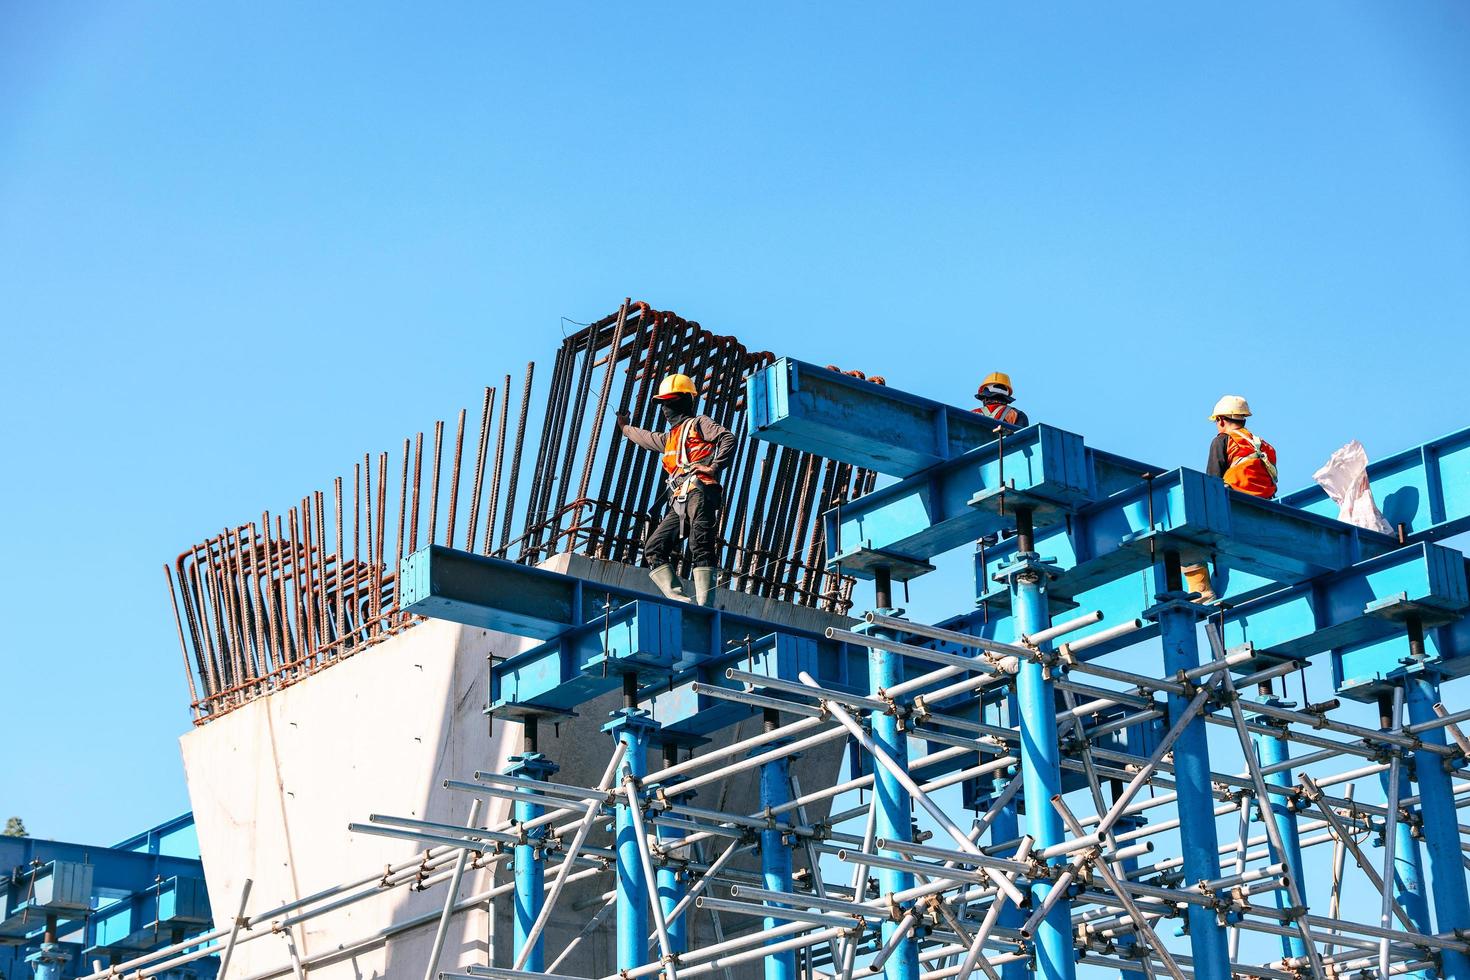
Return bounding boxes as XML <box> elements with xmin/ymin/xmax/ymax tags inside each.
<box><xmin>1209</xmin><ymin>395</ymin><xmax>1252</xmax><ymax>420</ymax></box>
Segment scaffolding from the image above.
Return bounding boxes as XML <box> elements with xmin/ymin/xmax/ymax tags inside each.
<box><xmin>124</xmin><ymin>345</ymin><xmax>1470</xmax><ymax>980</ymax></box>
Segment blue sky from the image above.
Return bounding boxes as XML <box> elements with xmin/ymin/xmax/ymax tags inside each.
<box><xmin>1</xmin><ymin>0</ymin><xmax>1468</xmax><ymax>903</ymax></box>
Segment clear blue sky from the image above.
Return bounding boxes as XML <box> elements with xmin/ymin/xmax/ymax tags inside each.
<box><xmin>2</xmin><ymin>0</ymin><xmax>1468</xmax><ymax>859</ymax></box>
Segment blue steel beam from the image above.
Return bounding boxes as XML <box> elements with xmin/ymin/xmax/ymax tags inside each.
<box><xmin>947</xmin><ymin>542</ymin><xmax>1470</xmax><ymax>676</ymax></box>
<box><xmin>399</xmin><ymin>545</ymin><xmax>872</xmax><ymax>730</ymax></box>
<box><xmin>0</xmin><ymin>838</ymin><xmax>203</xmax><ymax>897</ymax></box>
<box><xmin>833</xmin><ymin>454</ymin><xmax>1399</xmax><ymax>592</ymax></box>
<box><xmin>749</xmin><ymin>361</ymin><xmax>1470</xmax><ymax>559</ymax></box>
<box><xmin>747</xmin><ymin>358</ymin><xmax>1011</xmax><ymax>477</ymax></box>
<box><xmin>1281</xmin><ymin>426</ymin><xmax>1470</xmax><ymax>543</ymax></box>
<box><xmin>1334</xmin><ymin>610</ymin><xmax>1470</xmax><ymax>698</ymax></box>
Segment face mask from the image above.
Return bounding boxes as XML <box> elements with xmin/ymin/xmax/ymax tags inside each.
<box><xmin>659</xmin><ymin>399</ymin><xmax>690</xmax><ymax>425</ymax></box>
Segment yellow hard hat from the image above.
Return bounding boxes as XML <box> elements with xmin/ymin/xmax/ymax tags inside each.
<box><xmin>654</xmin><ymin>373</ymin><xmax>698</xmax><ymax>401</ymax></box>
<box><xmin>1209</xmin><ymin>395</ymin><xmax>1252</xmax><ymax>420</ymax></box>
<box><xmin>976</xmin><ymin>371</ymin><xmax>1013</xmax><ymax>401</ymax></box>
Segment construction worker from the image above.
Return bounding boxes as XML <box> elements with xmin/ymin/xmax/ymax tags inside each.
<box><xmin>972</xmin><ymin>372</ymin><xmax>1029</xmax><ymax>426</ymax></box>
<box><xmin>1185</xmin><ymin>395</ymin><xmax>1279</xmax><ymax>601</ymax></box>
<box><xmin>615</xmin><ymin>374</ymin><xmax>737</xmax><ymax>606</ymax></box>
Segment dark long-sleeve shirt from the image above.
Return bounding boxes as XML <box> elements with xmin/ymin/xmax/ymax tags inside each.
<box><xmin>622</xmin><ymin>415</ymin><xmax>738</xmax><ymax>481</ymax></box>
<box><xmin>1206</xmin><ymin>433</ymin><xmax>1231</xmax><ymax>479</ymax></box>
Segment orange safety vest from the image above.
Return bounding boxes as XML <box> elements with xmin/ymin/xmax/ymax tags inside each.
<box><xmin>1223</xmin><ymin>427</ymin><xmax>1278</xmax><ymax>498</ymax></box>
<box><xmin>973</xmin><ymin>402</ymin><xmax>1021</xmax><ymax>425</ymax></box>
<box><xmin>661</xmin><ymin>419</ymin><xmax>717</xmax><ymax>500</ymax></box>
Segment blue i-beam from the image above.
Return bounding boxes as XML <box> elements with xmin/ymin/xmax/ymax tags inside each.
<box><xmin>606</xmin><ymin>680</ymin><xmax>659</xmax><ymax>976</ymax></box>
<box><xmin>1376</xmin><ymin>692</ymin><xmax>1433</xmax><ymax>980</ymax></box>
<box><xmin>869</xmin><ymin>567</ymin><xmax>922</xmax><ymax>980</ymax></box>
<box><xmin>1404</xmin><ymin>667</ymin><xmax>1470</xmax><ymax>980</ymax></box>
<box><xmin>757</xmin><ymin>714</ymin><xmax>798</xmax><ymax>980</ymax></box>
<box><xmin>1004</xmin><ymin>508</ymin><xmax>1076</xmax><ymax>980</ymax></box>
<box><xmin>1149</xmin><ymin>553</ymin><xmax>1229</xmax><ymax>980</ymax></box>
<box><xmin>507</xmin><ymin>736</ymin><xmax>558</xmax><ymax>973</ymax></box>
<box><xmin>1248</xmin><ymin>719</ymin><xmax>1306</xmax><ymax>961</ymax></box>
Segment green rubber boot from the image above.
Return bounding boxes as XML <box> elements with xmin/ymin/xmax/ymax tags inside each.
<box><xmin>649</xmin><ymin>564</ymin><xmax>691</xmax><ymax>602</ymax></box>
<box><xmin>692</xmin><ymin>567</ymin><xmax>718</xmax><ymax>607</ymax></box>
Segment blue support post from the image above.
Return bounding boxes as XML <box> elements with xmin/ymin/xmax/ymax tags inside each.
<box><xmin>25</xmin><ymin>918</ymin><xmax>67</xmax><ymax>980</ymax></box>
<box><xmin>1248</xmin><ymin>715</ymin><xmax>1307</xmax><ymax>962</ymax></box>
<box><xmin>1403</xmin><ymin>663</ymin><xmax>1470</xmax><ymax>980</ymax></box>
<box><xmin>1376</xmin><ymin>692</ymin><xmax>1433</xmax><ymax>980</ymax></box>
<box><xmin>1003</xmin><ymin>508</ymin><xmax>1076</xmax><ymax>980</ymax></box>
<box><xmin>757</xmin><ymin>710</ymin><xmax>797</xmax><ymax>980</ymax></box>
<box><xmin>1148</xmin><ymin>551</ymin><xmax>1229</xmax><ymax>980</ymax></box>
<box><xmin>507</xmin><ymin>723</ymin><xmax>559</xmax><ymax>974</ymax></box>
<box><xmin>604</xmin><ymin>675</ymin><xmax>659</xmax><ymax>976</ymax></box>
<box><xmin>656</xmin><ymin>744</ymin><xmax>689</xmax><ymax>957</ymax></box>
<box><xmin>869</xmin><ymin>566</ymin><xmax>922</xmax><ymax>980</ymax></box>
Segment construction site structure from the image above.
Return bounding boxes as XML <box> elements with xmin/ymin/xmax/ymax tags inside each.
<box><xmin>1</xmin><ymin>814</ymin><xmax>215</xmax><ymax>980</ymax></box>
<box><xmin>65</xmin><ymin>302</ymin><xmax>1470</xmax><ymax>980</ymax></box>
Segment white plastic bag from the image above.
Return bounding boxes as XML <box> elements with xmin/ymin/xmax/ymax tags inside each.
<box><xmin>1313</xmin><ymin>440</ymin><xmax>1393</xmax><ymax>534</ymax></box>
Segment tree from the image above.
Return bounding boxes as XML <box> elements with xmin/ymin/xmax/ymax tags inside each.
<box><xmin>2</xmin><ymin>816</ymin><xmax>26</xmax><ymax>837</ymax></box>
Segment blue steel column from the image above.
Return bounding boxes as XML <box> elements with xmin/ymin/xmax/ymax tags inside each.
<box><xmin>1002</xmin><ymin>508</ymin><xmax>1076</xmax><ymax>980</ymax></box>
<box><xmin>869</xmin><ymin>565</ymin><xmax>921</xmax><ymax>980</ymax></box>
<box><xmin>1249</xmin><ymin>711</ymin><xmax>1306</xmax><ymax>962</ymax></box>
<box><xmin>507</xmin><ymin>718</ymin><xmax>559</xmax><ymax>972</ymax></box>
<box><xmin>604</xmin><ymin>673</ymin><xmax>658</xmax><ymax>976</ymax></box>
<box><xmin>657</xmin><ymin>743</ymin><xmax>689</xmax><ymax>956</ymax></box>
<box><xmin>758</xmin><ymin>709</ymin><xmax>797</xmax><ymax>980</ymax></box>
<box><xmin>1403</xmin><ymin>661</ymin><xmax>1470</xmax><ymax>980</ymax></box>
<box><xmin>26</xmin><ymin>917</ymin><xmax>67</xmax><ymax>980</ymax></box>
<box><xmin>1148</xmin><ymin>551</ymin><xmax>1229</xmax><ymax>980</ymax></box>
<box><xmin>1376</xmin><ymin>691</ymin><xmax>1433</xmax><ymax>980</ymax></box>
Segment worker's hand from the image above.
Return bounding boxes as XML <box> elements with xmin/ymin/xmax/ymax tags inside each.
<box><xmin>615</xmin><ymin>410</ymin><xmax>631</xmax><ymax>431</ymax></box>
<box><xmin>693</xmin><ymin>464</ymin><xmax>717</xmax><ymax>477</ymax></box>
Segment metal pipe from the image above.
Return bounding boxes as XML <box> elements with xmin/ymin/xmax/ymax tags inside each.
<box><xmin>216</xmin><ymin>878</ymin><xmax>254</xmax><ymax>980</ymax></box>
<box><xmin>624</xmin><ymin>773</ymin><xmax>680</xmax><ymax>980</ymax></box>
<box><xmin>1022</xmin><ymin>610</ymin><xmax>1103</xmax><ymax>647</ymax></box>
<box><xmin>1249</xmin><ymin>719</ymin><xmax>1307</xmax><ymax>962</ymax></box>
<box><xmin>422</xmin><ymin>798</ymin><xmax>484</xmax><ymax>980</ymax></box>
<box><xmin>514</xmin><ymin>742</ymin><xmax>627</xmax><ymax>969</ymax></box>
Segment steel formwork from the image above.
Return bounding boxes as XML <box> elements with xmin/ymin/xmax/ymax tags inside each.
<box><xmin>130</xmin><ymin>342</ymin><xmax>1470</xmax><ymax>980</ymax></box>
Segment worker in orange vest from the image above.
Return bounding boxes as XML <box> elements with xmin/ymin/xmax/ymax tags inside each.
<box><xmin>1185</xmin><ymin>395</ymin><xmax>1279</xmax><ymax>601</ymax></box>
<box><xmin>615</xmin><ymin>373</ymin><xmax>737</xmax><ymax>606</ymax></box>
<box><xmin>972</xmin><ymin>372</ymin><xmax>1029</xmax><ymax>426</ymax></box>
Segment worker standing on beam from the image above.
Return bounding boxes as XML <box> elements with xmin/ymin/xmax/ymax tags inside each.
<box><xmin>1185</xmin><ymin>394</ymin><xmax>1278</xmax><ymax>601</ymax></box>
<box><xmin>616</xmin><ymin>374</ymin><xmax>737</xmax><ymax>606</ymax></box>
<box><xmin>972</xmin><ymin>371</ymin><xmax>1029</xmax><ymax>426</ymax></box>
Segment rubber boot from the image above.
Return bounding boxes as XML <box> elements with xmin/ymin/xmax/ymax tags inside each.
<box><xmin>1183</xmin><ymin>564</ymin><xmax>1217</xmax><ymax>603</ymax></box>
<box><xmin>692</xmin><ymin>567</ymin><xmax>718</xmax><ymax>607</ymax></box>
<box><xmin>649</xmin><ymin>564</ymin><xmax>691</xmax><ymax>602</ymax></box>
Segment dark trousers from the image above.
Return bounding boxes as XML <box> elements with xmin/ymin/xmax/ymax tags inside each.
<box><xmin>644</xmin><ymin>483</ymin><xmax>722</xmax><ymax>569</ymax></box>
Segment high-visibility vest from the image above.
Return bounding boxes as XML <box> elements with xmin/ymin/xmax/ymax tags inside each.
<box><xmin>661</xmin><ymin>419</ymin><xmax>716</xmax><ymax>500</ymax></box>
<box><xmin>974</xmin><ymin>401</ymin><xmax>1020</xmax><ymax>425</ymax></box>
<box><xmin>1224</xmin><ymin>427</ymin><xmax>1278</xmax><ymax>498</ymax></box>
